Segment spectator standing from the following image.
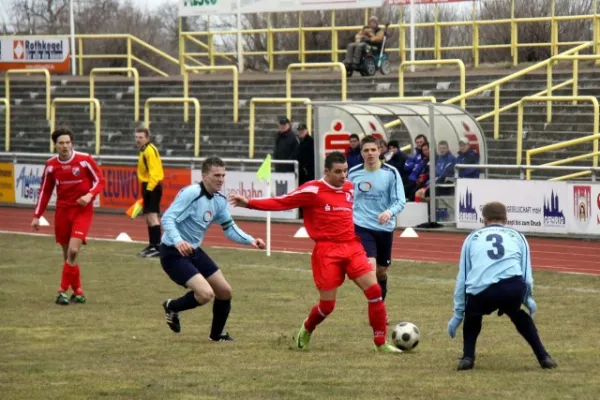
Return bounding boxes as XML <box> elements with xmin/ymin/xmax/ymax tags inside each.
<box><xmin>296</xmin><ymin>123</ymin><xmax>315</xmax><ymax>186</ymax></box>
<box><xmin>345</xmin><ymin>133</ymin><xmax>363</xmax><ymax>169</ymax></box>
<box><xmin>274</xmin><ymin>117</ymin><xmax>299</xmax><ymax>173</ymax></box>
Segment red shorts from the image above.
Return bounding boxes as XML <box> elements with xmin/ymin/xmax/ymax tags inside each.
<box><xmin>310</xmin><ymin>238</ymin><xmax>374</xmax><ymax>291</ymax></box>
<box><xmin>54</xmin><ymin>205</ymin><xmax>94</xmax><ymax>246</ymax></box>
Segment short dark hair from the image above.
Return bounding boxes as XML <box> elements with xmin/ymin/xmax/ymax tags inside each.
<box><xmin>135</xmin><ymin>125</ymin><xmax>149</xmax><ymax>137</ymax></box>
<box><xmin>415</xmin><ymin>134</ymin><xmax>428</xmax><ymax>144</ymax></box>
<box><xmin>482</xmin><ymin>202</ymin><xmax>507</xmax><ymax>223</ymax></box>
<box><xmin>388</xmin><ymin>140</ymin><xmax>400</xmax><ymax>149</ymax></box>
<box><xmin>51</xmin><ymin>127</ymin><xmax>73</xmax><ymax>144</ymax></box>
<box><xmin>201</xmin><ymin>156</ymin><xmax>226</xmax><ymax>174</ymax></box>
<box><xmin>325</xmin><ymin>151</ymin><xmax>346</xmax><ymax>170</ymax></box>
<box><xmin>438</xmin><ymin>140</ymin><xmax>449</xmax><ymax>147</ymax></box>
<box><xmin>349</xmin><ymin>133</ymin><xmax>360</xmax><ymax>141</ymax></box>
<box><xmin>360</xmin><ymin>134</ymin><xmax>379</xmax><ymax>149</ymax></box>
<box><xmin>421</xmin><ymin>142</ymin><xmax>430</xmax><ymax>150</ymax></box>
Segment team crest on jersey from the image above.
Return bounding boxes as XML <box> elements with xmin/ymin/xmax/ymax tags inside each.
<box><xmin>72</xmin><ymin>167</ymin><xmax>80</xmax><ymax>176</ymax></box>
<box><xmin>346</xmin><ymin>192</ymin><xmax>353</xmax><ymax>203</ymax></box>
<box><xmin>358</xmin><ymin>182</ymin><xmax>372</xmax><ymax>192</ymax></box>
<box><xmin>203</xmin><ymin>210</ymin><xmax>213</xmax><ymax>222</ymax></box>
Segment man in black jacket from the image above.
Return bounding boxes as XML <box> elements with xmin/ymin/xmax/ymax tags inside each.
<box><xmin>273</xmin><ymin>117</ymin><xmax>299</xmax><ymax>173</ymax></box>
<box><xmin>296</xmin><ymin>123</ymin><xmax>315</xmax><ymax>185</ymax></box>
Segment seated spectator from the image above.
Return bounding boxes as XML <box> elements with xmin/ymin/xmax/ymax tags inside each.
<box><xmin>385</xmin><ymin>140</ymin><xmax>408</xmax><ymax>182</ymax></box>
<box><xmin>404</xmin><ymin>134</ymin><xmax>428</xmax><ymax>195</ymax></box>
<box><xmin>406</xmin><ymin>142</ymin><xmax>430</xmax><ymax>201</ymax></box>
<box><xmin>435</xmin><ymin>140</ymin><xmax>456</xmax><ymax>196</ymax></box>
<box><xmin>343</xmin><ymin>16</ymin><xmax>384</xmax><ymax>69</ymax></box>
<box><xmin>345</xmin><ymin>133</ymin><xmax>363</xmax><ymax>169</ymax></box>
<box><xmin>455</xmin><ymin>136</ymin><xmax>480</xmax><ymax>178</ymax></box>
<box><xmin>378</xmin><ymin>139</ymin><xmax>391</xmax><ymax>162</ymax></box>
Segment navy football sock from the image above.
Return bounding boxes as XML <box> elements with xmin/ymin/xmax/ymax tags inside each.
<box><xmin>377</xmin><ymin>278</ymin><xmax>388</xmax><ymax>301</ymax></box>
<box><xmin>168</xmin><ymin>291</ymin><xmax>201</xmax><ymax>312</ymax></box>
<box><xmin>210</xmin><ymin>298</ymin><xmax>231</xmax><ymax>339</ymax></box>
<box><xmin>462</xmin><ymin>315</ymin><xmax>482</xmax><ymax>359</ymax></box>
<box><xmin>509</xmin><ymin>310</ymin><xmax>550</xmax><ymax>360</ymax></box>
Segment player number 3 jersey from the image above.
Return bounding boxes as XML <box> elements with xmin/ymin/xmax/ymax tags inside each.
<box><xmin>248</xmin><ymin>179</ymin><xmax>356</xmax><ymax>242</ymax></box>
<box><xmin>34</xmin><ymin>152</ymin><xmax>105</xmax><ymax>218</ymax></box>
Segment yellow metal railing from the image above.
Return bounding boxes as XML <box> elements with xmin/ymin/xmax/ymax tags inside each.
<box><xmin>1</xmin><ymin>98</ymin><xmax>9</xmax><ymax>152</ymax></box>
<box><xmin>400</xmin><ymin>60</ymin><xmax>465</xmax><ymax>109</ymax></box>
<box><xmin>50</xmin><ymin>98</ymin><xmax>101</xmax><ymax>154</ymax></box>
<box><xmin>181</xmin><ymin>0</ymin><xmax>600</xmax><ymax>70</ymax></box>
<box><xmin>526</xmin><ymin>135</ymin><xmax>600</xmax><ymax>181</ymax></box>
<box><xmin>518</xmin><ymin>96</ymin><xmax>599</xmax><ymax>168</ymax></box>
<box><xmin>183</xmin><ymin>66</ymin><xmax>238</xmax><ymax>123</ymax></box>
<box><xmin>286</xmin><ymin>63</ymin><xmax>345</xmax><ymax>119</ymax></box>
<box><xmin>5</xmin><ymin>68</ymin><xmax>51</xmax><ymax>120</ymax></box>
<box><xmin>144</xmin><ymin>97</ymin><xmax>201</xmax><ymax>157</ymax></box>
<box><xmin>89</xmin><ymin>67</ymin><xmax>140</xmax><ymax>121</ymax></box>
<box><xmin>249</xmin><ymin>97</ymin><xmax>311</xmax><ymax>158</ymax></box>
<box><xmin>445</xmin><ymin>42</ymin><xmax>593</xmax><ymax>139</ymax></box>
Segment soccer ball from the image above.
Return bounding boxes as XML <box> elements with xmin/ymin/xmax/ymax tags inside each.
<box><xmin>391</xmin><ymin>322</ymin><xmax>420</xmax><ymax>351</ymax></box>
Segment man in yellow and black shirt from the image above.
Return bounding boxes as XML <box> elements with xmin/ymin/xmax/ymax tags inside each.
<box><xmin>135</xmin><ymin>126</ymin><xmax>164</xmax><ymax>257</ymax></box>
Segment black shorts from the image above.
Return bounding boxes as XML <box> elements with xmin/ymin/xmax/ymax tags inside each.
<box><xmin>465</xmin><ymin>276</ymin><xmax>526</xmax><ymax>317</ymax></box>
<box><xmin>354</xmin><ymin>224</ymin><xmax>394</xmax><ymax>267</ymax></box>
<box><xmin>159</xmin><ymin>244</ymin><xmax>219</xmax><ymax>287</ymax></box>
<box><xmin>142</xmin><ymin>182</ymin><xmax>162</xmax><ymax>214</ymax></box>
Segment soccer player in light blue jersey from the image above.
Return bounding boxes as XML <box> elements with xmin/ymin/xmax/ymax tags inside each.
<box><xmin>159</xmin><ymin>156</ymin><xmax>266</xmax><ymax>341</ymax></box>
<box><xmin>348</xmin><ymin>135</ymin><xmax>406</xmax><ymax>306</ymax></box>
<box><xmin>447</xmin><ymin>201</ymin><xmax>557</xmax><ymax>371</ymax></box>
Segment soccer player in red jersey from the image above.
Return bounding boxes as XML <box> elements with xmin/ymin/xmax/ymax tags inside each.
<box><xmin>31</xmin><ymin>128</ymin><xmax>105</xmax><ymax>305</ymax></box>
<box><xmin>229</xmin><ymin>151</ymin><xmax>401</xmax><ymax>353</ymax></box>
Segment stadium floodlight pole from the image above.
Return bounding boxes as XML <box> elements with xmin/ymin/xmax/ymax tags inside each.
<box><xmin>428</xmin><ymin>102</ymin><xmax>437</xmax><ymax>224</ymax></box>
<box><xmin>410</xmin><ymin>0</ymin><xmax>416</xmax><ymax>72</ymax></box>
<box><xmin>236</xmin><ymin>0</ymin><xmax>244</xmax><ymax>73</ymax></box>
<box><xmin>69</xmin><ymin>0</ymin><xmax>76</xmax><ymax>75</ymax></box>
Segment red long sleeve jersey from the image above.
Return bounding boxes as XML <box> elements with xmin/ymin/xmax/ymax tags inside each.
<box><xmin>34</xmin><ymin>152</ymin><xmax>105</xmax><ymax>218</ymax></box>
<box><xmin>248</xmin><ymin>179</ymin><xmax>356</xmax><ymax>242</ymax></box>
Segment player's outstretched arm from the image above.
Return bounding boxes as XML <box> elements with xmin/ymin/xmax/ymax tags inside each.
<box><xmin>448</xmin><ymin>236</ymin><xmax>471</xmax><ymax>338</ymax></box>
<box><xmin>217</xmin><ymin>198</ymin><xmax>266</xmax><ymax>249</ymax></box>
<box><xmin>229</xmin><ymin>186</ymin><xmax>316</xmax><ymax>212</ymax></box>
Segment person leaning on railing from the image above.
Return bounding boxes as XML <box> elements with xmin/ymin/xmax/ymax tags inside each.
<box><xmin>342</xmin><ymin>16</ymin><xmax>384</xmax><ymax>70</ymax></box>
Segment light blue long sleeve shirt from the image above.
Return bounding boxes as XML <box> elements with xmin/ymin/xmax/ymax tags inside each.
<box><xmin>348</xmin><ymin>163</ymin><xmax>406</xmax><ymax>232</ymax></box>
<box><xmin>453</xmin><ymin>224</ymin><xmax>534</xmax><ymax>317</ymax></box>
<box><xmin>161</xmin><ymin>183</ymin><xmax>254</xmax><ymax>248</ymax></box>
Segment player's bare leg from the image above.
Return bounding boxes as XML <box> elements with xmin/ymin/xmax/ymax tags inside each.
<box><xmin>163</xmin><ymin>274</ymin><xmax>214</xmax><ymax>333</ymax></box>
<box><xmin>353</xmin><ymin>271</ymin><xmax>401</xmax><ymax>353</ymax></box>
<box><xmin>206</xmin><ymin>271</ymin><xmax>235</xmax><ymax>341</ymax></box>
<box><xmin>297</xmin><ymin>289</ymin><xmax>337</xmax><ymax>350</ymax></box>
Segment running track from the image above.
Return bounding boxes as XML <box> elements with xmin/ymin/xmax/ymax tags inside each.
<box><xmin>1</xmin><ymin>207</ymin><xmax>599</xmax><ymax>275</ymax></box>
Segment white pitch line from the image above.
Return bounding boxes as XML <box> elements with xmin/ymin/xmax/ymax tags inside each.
<box><xmin>1</xmin><ymin>231</ymin><xmax>600</xmax><ymax>292</ymax></box>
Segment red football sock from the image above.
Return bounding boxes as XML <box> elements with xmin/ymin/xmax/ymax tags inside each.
<box><xmin>71</xmin><ymin>265</ymin><xmax>83</xmax><ymax>296</ymax></box>
<box><xmin>304</xmin><ymin>300</ymin><xmax>335</xmax><ymax>333</ymax></box>
<box><xmin>59</xmin><ymin>262</ymin><xmax>71</xmax><ymax>293</ymax></box>
<box><xmin>364</xmin><ymin>284</ymin><xmax>387</xmax><ymax>346</ymax></box>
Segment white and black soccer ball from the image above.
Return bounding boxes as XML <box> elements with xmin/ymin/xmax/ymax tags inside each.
<box><xmin>391</xmin><ymin>322</ymin><xmax>420</xmax><ymax>351</ymax></box>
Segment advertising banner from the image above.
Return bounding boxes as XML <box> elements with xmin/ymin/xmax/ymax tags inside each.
<box><xmin>100</xmin><ymin>166</ymin><xmax>191</xmax><ymax>210</ymax></box>
<box><xmin>0</xmin><ymin>162</ymin><xmax>15</xmax><ymax>203</ymax></box>
<box><xmin>386</xmin><ymin>0</ymin><xmax>478</xmax><ymax>5</ymax></box>
<box><xmin>191</xmin><ymin>170</ymin><xmax>298</xmax><ymax>219</ymax></box>
<box><xmin>567</xmin><ymin>183</ymin><xmax>600</xmax><ymax>235</ymax></box>
<box><xmin>456</xmin><ymin>179</ymin><xmax>568</xmax><ymax>234</ymax></box>
<box><xmin>0</xmin><ymin>37</ymin><xmax>71</xmax><ymax>72</ymax></box>
<box><xmin>179</xmin><ymin>0</ymin><xmax>384</xmax><ymax>16</ymax></box>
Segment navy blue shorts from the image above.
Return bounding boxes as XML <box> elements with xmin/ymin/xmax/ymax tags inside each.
<box><xmin>159</xmin><ymin>244</ymin><xmax>219</xmax><ymax>287</ymax></box>
<box><xmin>354</xmin><ymin>225</ymin><xmax>394</xmax><ymax>267</ymax></box>
<box><xmin>465</xmin><ymin>276</ymin><xmax>526</xmax><ymax>317</ymax></box>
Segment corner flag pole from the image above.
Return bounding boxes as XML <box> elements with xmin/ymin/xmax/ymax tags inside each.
<box><xmin>256</xmin><ymin>155</ymin><xmax>272</xmax><ymax>256</ymax></box>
